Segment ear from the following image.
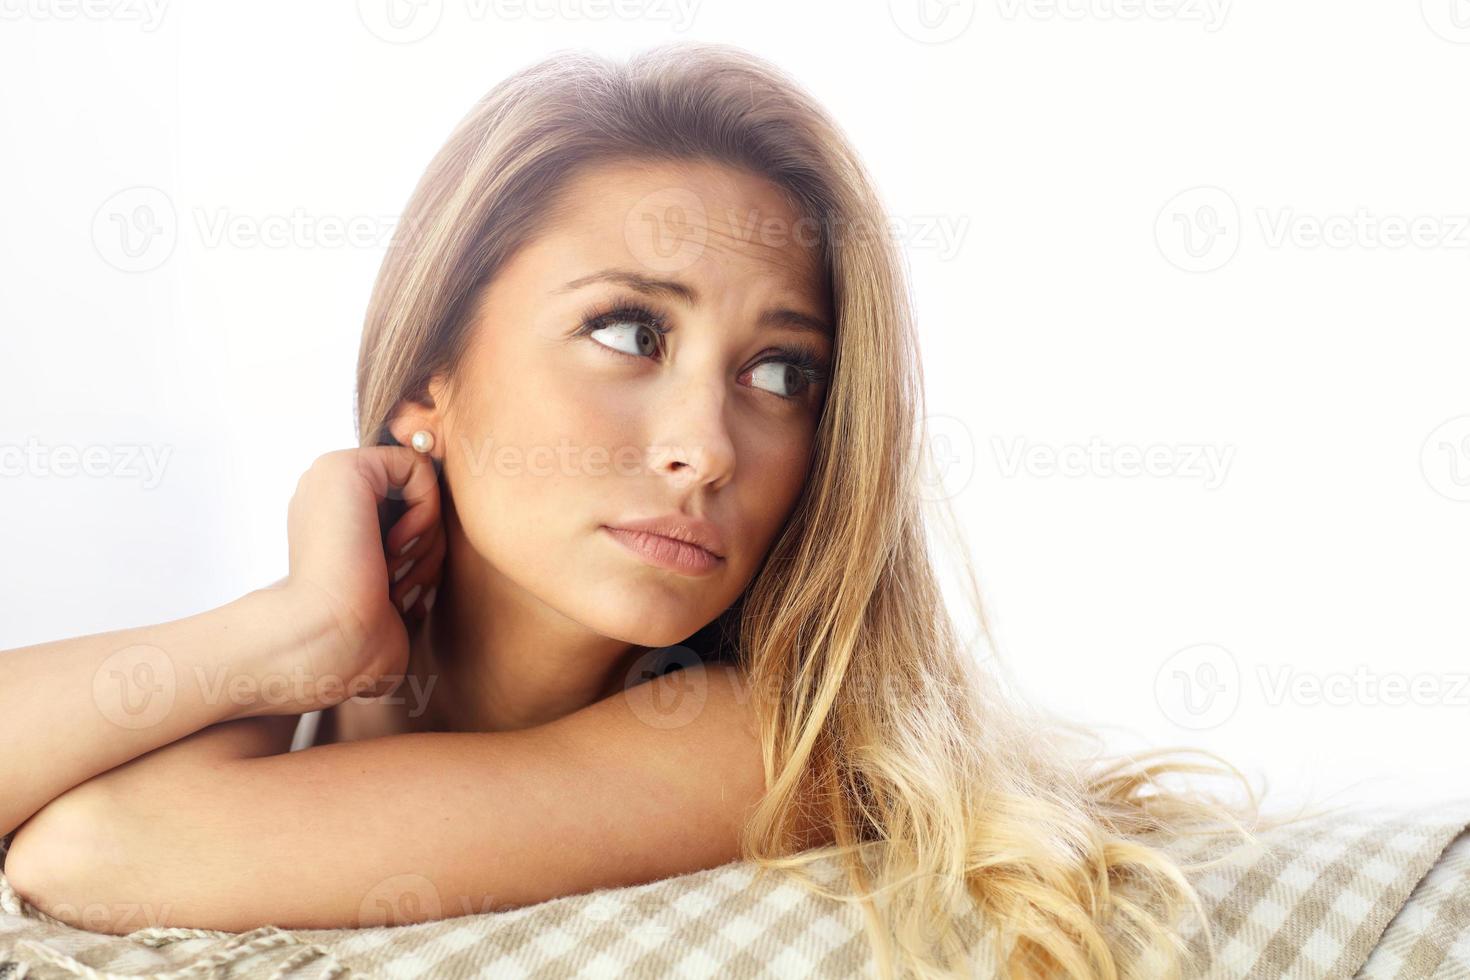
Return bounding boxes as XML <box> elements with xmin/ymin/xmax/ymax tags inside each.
<box><xmin>385</xmin><ymin>373</ymin><xmax>450</xmax><ymax>453</ymax></box>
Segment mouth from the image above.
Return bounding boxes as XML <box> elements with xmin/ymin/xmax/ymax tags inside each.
<box><xmin>601</xmin><ymin>526</ymin><xmax>725</xmax><ymax>576</ymax></box>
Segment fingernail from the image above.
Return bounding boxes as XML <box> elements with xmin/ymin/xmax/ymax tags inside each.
<box><xmin>401</xmin><ymin>584</ymin><xmax>422</xmax><ymax>613</ymax></box>
<box><xmin>393</xmin><ymin>558</ymin><xmax>416</xmax><ymax>583</ymax></box>
<box><xmin>398</xmin><ymin>536</ymin><xmax>420</xmax><ymax>556</ymax></box>
<box><xmin>424</xmin><ymin>585</ymin><xmax>437</xmax><ymax>613</ymax></box>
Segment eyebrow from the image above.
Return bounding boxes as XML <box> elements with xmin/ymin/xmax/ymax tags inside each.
<box><xmin>556</xmin><ymin>269</ymin><xmax>833</xmax><ymax>339</ymax></box>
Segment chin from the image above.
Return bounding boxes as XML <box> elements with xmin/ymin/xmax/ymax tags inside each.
<box><xmin>568</xmin><ymin>555</ymin><xmax>731</xmax><ymax>648</ymax></box>
<box><xmin>627</xmin><ymin>621</ymin><xmax>704</xmax><ymax>650</ymax></box>
<box><xmin>582</xmin><ymin>606</ymin><xmax>705</xmax><ymax>650</ymax></box>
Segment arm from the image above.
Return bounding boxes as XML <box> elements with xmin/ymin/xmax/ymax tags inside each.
<box><xmin>1</xmin><ymin>443</ymin><xmax>449</xmax><ymax>843</ymax></box>
<box><xmin>0</xmin><ymin>585</ymin><xmax>343</xmax><ymax>839</ymax></box>
<box><xmin>6</xmin><ymin>664</ymin><xmax>776</xmax><ymax>934</ymax></box>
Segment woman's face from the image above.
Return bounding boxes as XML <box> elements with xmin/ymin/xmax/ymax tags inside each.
<box><xmin>429</xmin><ymin>157</ymin><xmax>833</xmax><ymax>649</ymax></box>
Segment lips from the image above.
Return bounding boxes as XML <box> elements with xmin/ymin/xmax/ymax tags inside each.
<box><xmin>602</xmin><ymin>526</ymin><xmax>724</xmax><ymax>576</ymax></box>
<box><xmin>601</xmin><ymin>514</ymin><xmax>726</xmax><ymax>559</ymax></box>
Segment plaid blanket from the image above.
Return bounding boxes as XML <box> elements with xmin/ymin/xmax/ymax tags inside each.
<box><xmin>3</xmin><ymin>798</ymin><xmax>1469</xmax><ymax>979</ymax></box>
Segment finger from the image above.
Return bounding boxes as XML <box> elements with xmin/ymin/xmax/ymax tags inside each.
<box><xmin>394</xmin><ymin>582</ymin><xmax>427</xmax><ymax>618</ymax></box>
<box><xmin>385</xmin><ymin>493</ymin><xmax>441</xmax><ymax>560</ymax></box>
<box><xmin>353</xmin><ymin>449</ymin><xmax>440</xmax><ymax>557</ymax></box>
<box><xmin>385</xmin><ymin>515</ymin><xmax>433</xmax><ymax>576</ymax></box>
<box><xmin>391</xmin><ymin>534</ymin><xmax>446</xmax><ymax>617</ymax></box>
<box><xmin>353</xmin><ymin>445</ymin><xmax>440</xmax><ymax>514</ymax></box>
<box><xmin>385</xmin><ymin>523</ymin><xmax>439</xmax><ymax>589</ymax></box>
<box><xmin>391</xmin><ymin>534</ymin><xmax>445</xmax><ymax>611</ymax></box>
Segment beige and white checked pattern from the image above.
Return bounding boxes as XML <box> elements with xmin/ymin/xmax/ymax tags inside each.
<box><xmin>3</xmin><ymin>798</ymin><xmax>1470</xmax><ymax>979</ymax></box>
<box><xmin>1168</xmin><ymin>799</ymin><xmax>1470</xmax><ymax>979</ymax></box>
<box><xmin>1357</xmin><ymin>823</ymin><xmax>1470</xmax><ymax>980</ymax></box>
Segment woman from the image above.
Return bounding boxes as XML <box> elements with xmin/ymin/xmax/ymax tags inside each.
<box><xmin>2</xmin><ymin>42</ymin><xmax>1305</xmax><ymax>979</ymax></box>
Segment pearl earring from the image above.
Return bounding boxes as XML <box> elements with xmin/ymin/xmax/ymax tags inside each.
<box><xmin>410</xmin><ymin>430</ymin><xmax>435</xmax><ymax>454</ymax></box>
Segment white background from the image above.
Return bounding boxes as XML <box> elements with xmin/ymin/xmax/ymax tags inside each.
<box><xmin>2</xmin><ymin>0</ymin><xmax>1467</xmax><ymax>811</ymax></box>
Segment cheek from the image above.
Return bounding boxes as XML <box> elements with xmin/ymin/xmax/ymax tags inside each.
<box><xmin>474</xmin><ymin>354</ymin><xmax>634</xmax><ymax>471</ymax></box>
<box><xmin>736</xmin><ymin>429</ymin><xmax>815</xmax><ymax>538</ymax></box>
<box><xmin>521</xmin><ymin>352</ymin><xmax>642</xmax><ymax>451</ymax></box>
<box><xmin>452</xmin><ymin>368</ymin><xmax>638</xmax><ymax>549</ymax></box>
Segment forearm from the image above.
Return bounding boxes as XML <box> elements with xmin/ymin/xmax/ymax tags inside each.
<box><xmin>8</xmin><ymin>665</ymin><xmax>765</xmax><ymax>936</ymax></box>
<box><xmin>0</xmin><ymin>586</ymin><xmax>340</xmax><ymax>837</ymax></box>
<box><xmin>13</xmin><ymin>733</ymin><xmax>514</xmax><ymax>934</ymax></box>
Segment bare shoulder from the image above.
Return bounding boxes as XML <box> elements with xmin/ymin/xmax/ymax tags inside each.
<box><xmin>602</xmin><ymin>661</ymin><xmax>835</xmax><ymax>854</ymax></box>
<box><xmin>544</xmin><ymin>661</ymin><xmax>766</xmax><ymax>836</ymax></box>
<box><xmin>597</xmin><ymin>661</ymin><xmax>759</xmax><ymax>741</ymax></box>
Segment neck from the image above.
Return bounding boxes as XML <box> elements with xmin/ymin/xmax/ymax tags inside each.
<box><xmin>406</xmin><ymin>540</ymin><xmax>650</xmax><ymax>734</ymax></box>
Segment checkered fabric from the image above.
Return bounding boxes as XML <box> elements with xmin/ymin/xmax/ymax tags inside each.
<box><xmin>1357</xmin><ymin>821</ymin><xmax>1470</xmax><ymax>979</ymax></box>
<box><xmin>1167</xmin><ymin>800</ymin><xmax>1470</xmax><ymax>979</ymax></box>
<box><xmin>3</xmin><ymin>798</ymin><xmax>1469</xmax><ymax>979</ymax></box>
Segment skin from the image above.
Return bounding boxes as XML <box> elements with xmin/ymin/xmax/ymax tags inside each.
<box><xmin>369</xmin><ymin>155</ymin><xmax>835</xmax><ymax>736</ymax></box>
<box><xmin>3</xmin><ymin>157</ymin><xmax>840</xmax><ymax>932</ymax></box>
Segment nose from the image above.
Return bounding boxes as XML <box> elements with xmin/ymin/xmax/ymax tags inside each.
<box><xmin>650</xmin><ymin>377</ymin><xmax>735</xmax><ymax>494</ymax></box>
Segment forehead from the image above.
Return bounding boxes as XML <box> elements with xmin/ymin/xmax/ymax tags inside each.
<box><xmin>526</xmin><ymin>157</ymin><xmax>828</xmax><ymax>298</ymax></box>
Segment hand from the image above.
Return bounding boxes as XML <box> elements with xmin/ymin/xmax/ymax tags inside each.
<box><xmin>274</xmin><ymin>446</ymin><xmax>446</xmax><ymax>712</ymax></box>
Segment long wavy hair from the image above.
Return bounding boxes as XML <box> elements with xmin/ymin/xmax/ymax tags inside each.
<box><xmin>354</xmin><ymin>42</ymin><xmax>1328</xmax><ymax>979</ymax></box>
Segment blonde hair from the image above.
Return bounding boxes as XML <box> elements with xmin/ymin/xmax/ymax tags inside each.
<box><xmin>355</xmin><ymin>42</ymin><xmax>1334</xmax><ymax>979</ymax></box>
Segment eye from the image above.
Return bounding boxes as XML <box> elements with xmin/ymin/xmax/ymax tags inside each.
<box><xmin>748</xmin><ymin>360</ymin><xmax>812</xmax><ymax>398</ymax></box>
<box><xmin>745</xmin><ymin>348</ymin><xmax>829</xmax><ymax>400</ymax></box>
<box><xmin>574</xmin><ymin>299</ymin><xmax>830</xmax><ymax>402</ymax></box>
<box><xmin>576</xmin><ymin>302</ymin><xmax>667</xmax><ymax>359</ymax></box>
<box><xmin>589</xmin><ymin>319</ymin><xmax>660</xmax><ymax>358</ymax></box>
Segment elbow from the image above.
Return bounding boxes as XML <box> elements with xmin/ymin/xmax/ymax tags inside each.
<box><xmin>7</xmin><ymin>779</ymin><xmax>281</xmax><ymax>937</ymax></box>
<box><xmin>6</xmin><ymin>790</ymin><xmax>98</xmax><ymax>928</ymax></box>
<box><xmin>4</xmin><ymin>783</ymin><xmax>147</xmax><ymax>936</ymax></box>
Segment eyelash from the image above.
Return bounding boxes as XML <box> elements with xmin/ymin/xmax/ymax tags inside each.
<box><xmin>572</xmin><ymin>299</ymin><xmax>830</xmax><ymax>399</ymax></box>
